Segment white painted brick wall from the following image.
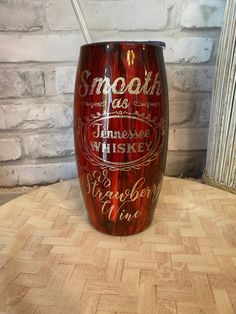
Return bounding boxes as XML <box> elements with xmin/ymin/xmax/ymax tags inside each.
<box><xmin>23</xmin><ymin>131</ymin><xmax>74</xmax><ymax>158</ymax></box>
<box><xmin>46</xmin><ymin>0</ymin><xmax>79</xmax><ymax>31</ymax></box>
<box><xmin>0</xmin><ymin>138</ymin><xmax>22</xmax><ymax>161</ymax></box>
<box><xmin>180</xmin><ymin>0</ymin><xmax>225</xmax><ymax>28</ymax></box>
<box><xmin>0</xmin><ymin>34</ymin><xmax>83</xmax><ymax>62</ymax></box>
<box><xmin>0</xmin><ymin>35</ymin><xmax>214</xmax><ymax>64</ymax></box>
<box><xmin>0</xmin><ymin>160</ymin><xmax>76</xmax><ymax>186</ymax></box>
<box><xmin>166</xmin><ymin>151</ymin><xmax>206</xmax><ymax>177</ymax></box>
<box><xmin>164</xmin><ymin>38</ymin><xmax>213</xmax><ymax>63</ymax></box>
<box><xmin>169</xmin><ymin>101</ymin><xmax>194</xmax><ymax>125</ymax></box>
<box><xmin>56</xmin><ymin>67</ymin><xmax>77</xmax><ymax>94</ymax></box>
<box><xmin>0</xmin><ymin>0</ymin><xmax>43</xmax><ymax>32</ymax></box>
<box><xmin>0</xmin><ymin>0</ymin><xmax>226</xmax><ymax>185</ymax></box>
<box><xmin>171</xmin><ymin>66</ymin><xmax>215</xmax><ymax>92</ymax></box>
<box><xmin>199</xmin><ymin>99</ymin><xmax>212</xmax><ymax>124</ymax></box>
<box><xmin>0</xmin><ymin>70</ymin><xmax>45</xmax><ymax>98</ymax></box>
<box><xmin>0</xmin><ymin>101</ymin><xmax>73</xmax><ymax>130</ymax></box>
<box><xmin>168</xmin><ymin>128</ymin><xmax>209</xmax><ymax>150</ymax></box>
<box><xmin>46</xmin><ymin>0</ymin><xmax>168</xmax><ymax>31</ymax></box>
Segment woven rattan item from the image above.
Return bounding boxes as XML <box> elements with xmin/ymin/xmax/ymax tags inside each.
<box><xmin>0</xmin><ymin>177</ymin><xmax>235</xmax><ymax>313</ymax></box>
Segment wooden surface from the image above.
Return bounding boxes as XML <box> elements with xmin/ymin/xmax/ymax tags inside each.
<box><xmin>0</xmin><ymin>177</ymin><xmax>236</xmax><ymax>314</ymax></box>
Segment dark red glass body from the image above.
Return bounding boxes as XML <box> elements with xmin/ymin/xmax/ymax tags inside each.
<box><xmin>74</xmin><ymin>41</ymin><xmax>168</xmax><ymax>236</ymax></box>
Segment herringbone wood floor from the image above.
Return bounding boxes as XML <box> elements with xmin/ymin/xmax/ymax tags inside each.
<box><xmin>0</xmin><ymin>177</ymin><xmax>235</xmax><ymax>314</ymax></box>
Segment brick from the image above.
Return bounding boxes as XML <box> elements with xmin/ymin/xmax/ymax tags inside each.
<box><xmin>46</xmin><ymin>0</ymin><xmax>167</xmax><ymax>31</ymax></box>
<box><xmin>169</xmin><ymin>101</ymin><xmax>194</xmax><ymax>125</ymax></box>
<box><xmin>171</xmin><ymin>66</ymin><xmax>215</xmax><ymax>92</ymax></box>
<box><xmin>0</xmin><ymin>70</ymin><xmax>45</xmax><ymax>98</ymax></box>
<box><xmin>199</xmin><ymin>99</ymin><xmax>212</xmax><ymax>124</ymax></box>
<box><xmin>88</xmin><ymin>0</ymin><xmax>167</xmax><ymax>30</ymax></box>
<box><xmin>0</xmin><ymin>0</ymin><xmax>43</xmax><ymax>31</ymax></box>
<box><xmin>180</xmin><ymin>0</ymin><xmax>225</xmax><ymax>28</ymax></box>
<box><xmin>168</xmin><ymin>128</ymin><xmax>209</xmax><ymax>150</ymax></box>
<box><xmin>0</xmin><ymin>102</ymin><xmax>73</xmax><ymax>130</ymax></box>
<box><xmin>0</xmin><ymin>160</ymin><xmax>77</xmax><ymax>186</ymax></box>
<box><xmin>0</xmin><ymin>35</ymin><xmax>213</xmax><ymax>64</ymax></box>
<box><xmin>56</xmin><ymin>67</ymin><xmax>77</xmax><ymax>94</ymax></box>
<box><xmin>23</xmin><ymin>130</ymin><xmax>74</xmax><ymax>158</ymax></box>
<box><xmin>0</xmin><ymin>138</ymin><xmax>22</xmax><ymax>161</ymax></box>
<box><xmin>0</xmin><ymin>34</ymin><xmax>83</xmax><ymax>62</ymax></box>
<box><xmin>46</xmin><ymin>0</ymin><xmax>79</xmax><ymax>31</ymax></box>
<box><xmin>164</xmin><ymin>38</ymin><xmax>214</xmax><ymax>63</ymax></box>
<box><xmin>166</xmin><ymin>151</ymin><xmax>206</xmax><ymax>177</ymax></box>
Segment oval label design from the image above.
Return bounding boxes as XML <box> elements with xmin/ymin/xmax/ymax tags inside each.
<box><xmin>82</xmin><ymin>114</ymin><xmax>164</xmax><ymax>171</ymax></box>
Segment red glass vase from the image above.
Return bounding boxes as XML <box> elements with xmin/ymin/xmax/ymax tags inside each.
<box><xmin>74</xmin><ymin>41</ymin><xmax>168</xmax><ymax>236</ymax></box>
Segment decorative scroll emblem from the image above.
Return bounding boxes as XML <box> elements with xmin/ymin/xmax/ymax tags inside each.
<box><xmin>81</xmin><ymin>112</ymin><xmax>165</xmax><ymax>171</ymax></box>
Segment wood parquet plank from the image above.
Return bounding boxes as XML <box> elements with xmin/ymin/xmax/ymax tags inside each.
<box><xmin>0</xmin><ymin>177</ymin><xmax>235</xmax><ymax>313</ymax></box>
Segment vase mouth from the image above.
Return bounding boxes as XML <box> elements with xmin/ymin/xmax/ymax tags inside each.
<box><xmin>81</xmin><ymin>41</ymin><xmax>166</xmax><ymax>49</ymax></box>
